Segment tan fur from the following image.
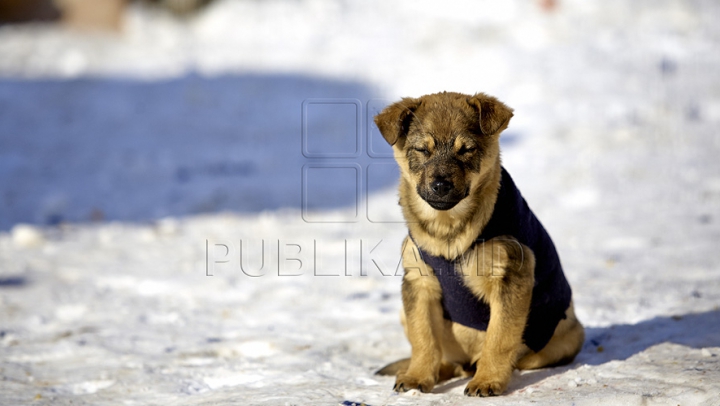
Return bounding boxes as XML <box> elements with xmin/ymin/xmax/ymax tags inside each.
<box><xmin>374</xmin><ymin>92</ymin><xmax>584</xmax><ymax>397</ymax></box>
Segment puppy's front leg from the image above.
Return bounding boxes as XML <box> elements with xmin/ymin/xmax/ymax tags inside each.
<box><xmin>395</xmin><ymin>238</ymin><xmax>444</xmax><ymax>393</ymax></box>
<box><xmin>461</xmin><ymin>238</ymin><xmax>535</xmax><ymax>396</ymax></box>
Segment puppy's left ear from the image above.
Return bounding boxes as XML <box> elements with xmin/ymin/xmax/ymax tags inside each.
<box><xmin>467</xmin><ymin>93</ymin><xmax>514</xmax><ymax>136</ymax></box>
<box><xmin>374</xmin><ymin>97</ymin><xmax>421</xmax><ymax>146</ymax></box>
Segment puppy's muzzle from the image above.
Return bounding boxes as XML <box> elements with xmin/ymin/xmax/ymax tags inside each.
<box><xmin>431</xmin><ymin>179</ymin><xmax>453</xmax><ymax>197</ymax></box>
<box><xmin>420</xmin><ymin>177</ymin><xmax>467</xmax><ymax>211</ymax></box>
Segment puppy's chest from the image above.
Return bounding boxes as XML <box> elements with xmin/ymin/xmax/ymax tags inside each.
<box><xmin>428</xmin><ymin>254</ymin><xmax>493</xmax><ymax>330</ymax></box>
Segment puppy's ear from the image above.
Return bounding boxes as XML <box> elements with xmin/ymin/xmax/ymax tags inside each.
<box><xmin>467</xmin><ymin>93</ymin><xmax>514</xmax><ymax>136</ymax></box>
<box><xmin>374</xmin><ymin>97</ymin><xmax>421</xmax><ymax>146</ymax></box>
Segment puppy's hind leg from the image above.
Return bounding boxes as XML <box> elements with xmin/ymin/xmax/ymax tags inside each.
<box><xmin>516</xmin><ymin>303</ymin><xmax>585</xmax><ymax>370</ymax></box>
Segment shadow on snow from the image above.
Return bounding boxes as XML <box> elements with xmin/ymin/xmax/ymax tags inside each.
<box><xmin>432</xmin><ymin>309</ymin><xmax>720</xmax><ymax>394</ymax></box>
<box><xmin>0</xmin><ymin>73</ymin><xmax>399</xmax><ymax>230</ymax></box>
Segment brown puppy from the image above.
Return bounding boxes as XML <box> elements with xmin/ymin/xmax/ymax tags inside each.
<box><xmin>374</xmin><ymin>92</ymin><xmax>584</xmax><ymax>397</ymax></box>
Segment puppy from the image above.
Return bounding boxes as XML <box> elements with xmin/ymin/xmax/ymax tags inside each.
<box><xmin>374</xmin><ymin>92</ymin><xmax>584</xmax><ymax>397</ymax></box>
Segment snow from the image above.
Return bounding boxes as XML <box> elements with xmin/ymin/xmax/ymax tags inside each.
<box><xmin>1</xmin><ymin>0</ymin><xmax>720</xmax><ymax>404</ymax></box>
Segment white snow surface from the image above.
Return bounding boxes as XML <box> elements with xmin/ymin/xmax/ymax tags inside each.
<box><xmin>1</xmin><ymin>0</ymin><xmax>720</xmax><ymax>404</ymax></box>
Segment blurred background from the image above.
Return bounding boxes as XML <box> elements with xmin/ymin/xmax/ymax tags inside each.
<box><xmin>1</xmin><ymin>0</ymin><xmax>718</xmax><ymax>231</ymax></box>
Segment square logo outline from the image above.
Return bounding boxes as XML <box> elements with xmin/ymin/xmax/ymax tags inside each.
<box><xmin>301</xmin><ymin>98</ymin><xmax>362</xmax><ymax>159</ymax></box>
<box><xmin>301</xmin><ymin>162</ymin><xmax>362</xmax><ymax>223</ymax></box>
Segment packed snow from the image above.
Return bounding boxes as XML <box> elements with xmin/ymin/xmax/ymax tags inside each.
<box><xmin>1</xmin><ymin>0</ymin><xmax>719</xmax><ymax>404</ymax></box>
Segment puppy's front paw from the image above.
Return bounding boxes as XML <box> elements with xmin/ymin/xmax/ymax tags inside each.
<box><xmin>463</xmin><ymin>376</ymin><xmax>507</xmax><ymax>397</ymax></box>
<box><xmin>393</xmin><ymin>373</ymin><xmax>435</xmax><ymax>393</ymax></box>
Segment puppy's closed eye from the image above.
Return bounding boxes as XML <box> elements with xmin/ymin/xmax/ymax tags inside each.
<box><xmin>457</xmin><ymin>145</ymin><xmax>476</xmax><ymax>155</ymax></box>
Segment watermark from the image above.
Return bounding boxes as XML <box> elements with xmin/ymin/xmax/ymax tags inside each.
<box><xmin>204</xmin><ymin>238</ymin><xmax>520</xmax><ymax>278</ymax></box>
<box><xmin>205</xmin><ymin>238</ymin><xmax>402</xmax><ymax>277</ymax></box>
<box><xmin>203</xmin><ymin>98</ymin><xmax>524</xmax><ymax>278</ymax></box>
<box><xmin>301</xmin><ymin>98</ymin><xmax>409</xmax><ymax>223</ymax></box>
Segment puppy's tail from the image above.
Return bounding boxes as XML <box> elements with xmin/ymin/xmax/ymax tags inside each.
<box><xmin>374</xmin><ymin>358</ymin><xmax>410</xmax><ymax>376</ymax></box>
<box><xmin>375</xmin><ymin>358</ymin><xmax>466</xmax><ymax>383</ymax></box>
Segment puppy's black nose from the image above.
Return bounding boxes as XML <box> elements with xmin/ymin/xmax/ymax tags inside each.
<box><xmin>431</xmin><ymin>179</ymin><xmax>453</xmax><ymax>196</ymax></box>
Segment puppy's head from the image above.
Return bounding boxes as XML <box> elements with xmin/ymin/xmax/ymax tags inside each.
<box><xmin>374</xmin><ymin>92</ymin><xmax>513</xmax><ymax>211</ymax></box>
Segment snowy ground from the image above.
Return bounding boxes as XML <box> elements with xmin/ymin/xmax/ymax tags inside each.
<box><xmin>1</xmin><ymin>0</ymin><xmax>720</xmax><ymax>404</ymax></box>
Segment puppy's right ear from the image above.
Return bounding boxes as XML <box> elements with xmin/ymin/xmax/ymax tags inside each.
<box><xmin>374</xmin><ymin>98</ymin><xmax>421</xmax><ymax>146</ymax></box>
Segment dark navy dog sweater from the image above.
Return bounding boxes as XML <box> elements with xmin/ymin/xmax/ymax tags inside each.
<box><xmin>415</xmin><ymin>167</ymin><xmax>572</xmax><ymax>353</ymax></box>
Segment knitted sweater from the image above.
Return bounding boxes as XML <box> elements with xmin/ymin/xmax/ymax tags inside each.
<box><xmin>414</xmin><ymin>167</ymin><xmax>572</xmax><ymax>353</ymax></box>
